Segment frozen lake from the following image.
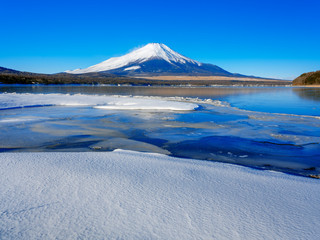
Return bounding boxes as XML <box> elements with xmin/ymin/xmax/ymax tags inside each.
<box><xmin>0</xmin><ymin>85</ymin><xmax>319</xmax><ymax>177</ymax></box>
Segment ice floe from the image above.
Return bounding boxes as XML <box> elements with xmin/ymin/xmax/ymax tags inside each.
<box><xmin>0</xmin><ymin>93</ymin><xmax>198</xmax><ymax>111</ymax></box>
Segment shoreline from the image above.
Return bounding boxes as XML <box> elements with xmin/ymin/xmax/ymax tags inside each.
<box><xmin>0</xmin><ymin>80</ymin><xmax>291</xmax><ymax>87</ymax></box>
<box><xmin>137</xmin><ymin>75</ymin><xmax>288</xmax><ymax>82</ymax></box>
<box><xmin>293</xmin><ymin>84</ymin><xmax>320</xmax><ymax>88</ymax></box>
<box><xmin>1</xmin><ymin>148</ymin><xmax>317</xmax><ymax>179</ymax></box>
<box><xmin>0</xmin><ymin>83</ymin><xmax>293</xmax><ymax>88</ymax></box>
<box><xmin>0</xmin><ymin>72</ymin><xmax>291</xmax><ymax>86</ymax></box>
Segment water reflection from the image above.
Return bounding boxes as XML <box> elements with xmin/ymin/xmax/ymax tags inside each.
<box><xmin>293</xmin><ymin>87</ymin><xmax>320</xmax><ymax>102</ymax></box>
<box><xmin>0</xmin><ymin>84</ymin><xmax>279</xmax><ymax>98</ymax></box>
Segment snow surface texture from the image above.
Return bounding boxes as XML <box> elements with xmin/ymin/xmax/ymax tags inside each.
<box><xmin>0</xmin><ymin>150</ymin><xmax>319</xmax><ymax>239</ymax></box>
<box><xmin>66</xmin><ymin>43</ymin><xmax>201</xmax><ymax>74</ymax></box>
<box><xmin>0</xmin><ymin>93</ymin><xmax>198</xmax><ymax>111</ymax></box>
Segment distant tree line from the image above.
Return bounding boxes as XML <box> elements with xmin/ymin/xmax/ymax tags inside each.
<box><xmin>0</xmin><ymin>71</ymin><xmax>290</xmax><ymax>86</ymax></box>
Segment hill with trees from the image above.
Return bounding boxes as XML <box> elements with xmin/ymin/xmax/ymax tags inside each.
<box><xmin>293</xmin><ymin>71</ymin><xmax>320</xmax><ymax>86</ymax></box>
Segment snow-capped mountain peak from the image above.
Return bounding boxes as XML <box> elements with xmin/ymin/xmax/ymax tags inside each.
<box><xmin>65</xmin><ymin>43</ymin><xmax>201</xmax><ymax>74</ymax></box>
<box><xmin>133</xmin><ymin>43</ymin><xmax>201</xmax><ymax>65</ymax></box>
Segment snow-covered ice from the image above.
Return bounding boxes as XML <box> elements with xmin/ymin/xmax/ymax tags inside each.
<box><xmin>0</xmin><ymin>93</ymin><xmax>198</xmax><ymax>111</ymax></box>
<box><xmin>65</xmin><ymin>43</ymin><xmax>201</xmax><ymax>74</ymax></box>
<box><xmin>0</xmin><ymin>150</ymin><xmax>319</xmax><ymax>239</ymax></box>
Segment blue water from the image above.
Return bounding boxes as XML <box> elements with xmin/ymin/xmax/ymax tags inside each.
<box><xmin>223</xmin><ymin>87</ymin><xmax>320</xmax><ymax>116</ymax></box>
<box><xmin>1</xmin><ymin>85</ymin><xmax>319</xmax><ymax>116</ymax></box>
<box><xmin>0</xmin><ymin>85</ymin><xmax>319</xmax><ymax>177</ymax></box>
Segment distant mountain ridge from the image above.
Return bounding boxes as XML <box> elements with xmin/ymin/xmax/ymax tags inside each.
<box><xmin>0</xmin><ymin>66</ymin><xmax>21</xmax><ymax>74</ymax></box>
<box><xmin>0</xmin><ymin>66</ymin><xmax>140</xmax><ymax>85</ymax></box>
<box><xmin>65</xmin><ymin>43</ymin><xmax>237</xmax><ymax>76</ymax></box>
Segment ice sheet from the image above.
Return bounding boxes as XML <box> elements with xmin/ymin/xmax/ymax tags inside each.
<box><xmin>1</xmin><ymin>92</ymin><xmax>319</xmax><ymax>176</ymax></box>
<box><xmin>0</xmin><ymin>93</ymin><xmax>198</xmax><ymax>111</ymax></box>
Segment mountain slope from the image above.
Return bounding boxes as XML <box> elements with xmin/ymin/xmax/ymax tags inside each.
<box><xmin>65</xmin><ymin>43</ymin><xmax>234</xmax><ymax>76</ymax></box>
<box><xmin>0</xmin><ymin>65</ymin><xmax>288</xmax><ymax>86</ymax></box>
<box><xmin>0</xmin><ymin>66</ymin><xmax>140</xmax><ymax>85</ymax></box>
<box><xmin>0</xmin><ymin>66</ymin><xmax>22</xmax><ymax>74</ymax></box>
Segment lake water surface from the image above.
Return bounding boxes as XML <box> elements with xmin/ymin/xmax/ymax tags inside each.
<box><xmin>1</xmin><ymin>85</ymin><xmax>319</xmax><ymax>177</ymax></box>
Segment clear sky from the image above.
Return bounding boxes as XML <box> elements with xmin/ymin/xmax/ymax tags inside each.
<box><xmin>1</xmin><ymin>0</ymin><xmax>319</xmax><ymax>79</ymax></box>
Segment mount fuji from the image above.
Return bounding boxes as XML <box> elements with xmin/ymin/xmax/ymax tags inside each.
<box><xmin>65</xmin><ymin>43</ymin><xmax>237</xmax><ymax>77</ymax></box>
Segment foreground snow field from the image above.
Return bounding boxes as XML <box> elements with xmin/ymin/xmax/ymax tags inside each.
<box><xmin>0</xmin><ymin>150</ymin><xmax>319</xmax><ymax>239</ymax></box>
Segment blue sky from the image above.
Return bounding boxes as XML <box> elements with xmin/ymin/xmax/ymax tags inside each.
<box><xmin>1</xmin><ymin>0</ymin><xmax>319</xmax><ymax>79</ymax></box>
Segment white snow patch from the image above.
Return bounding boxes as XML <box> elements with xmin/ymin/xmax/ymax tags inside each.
<box><xmin>131</xmin><ymin>95</ymin><xmax>231</xmax><ymax>107</ymax></box>
<box><xmin>0</xmin><ymin>150</ymin><xmax>319</xmax><ymax>239</ymax></box>
<box><xmin>124</xmin><ymin>65</ymin><xmax>141</xmax><ymax>71</ymax></box>
<box><xmin>0</xmin><ymin>93</ymin><xmax>198</xmax><ymax>111</ymax></box>
<box><xmin>0</xmin><ymin>117</ymin><xmax>49</xmax><ymax>124</ymax></box>
<box><xmin>66</xmin><ymin>43</ymin><xmax>201</xmax><ymax>74</ymax></box>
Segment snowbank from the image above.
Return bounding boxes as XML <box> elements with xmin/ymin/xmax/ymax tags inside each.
<box><xmin>0</xmin><ymin>150</ymin><xmax>319</xmax><ymax>239</ymax></box>
<box><xmin>0</xmin><ymin>93</ymin><xmax>198</xmax><ymax>111</ymax></box>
